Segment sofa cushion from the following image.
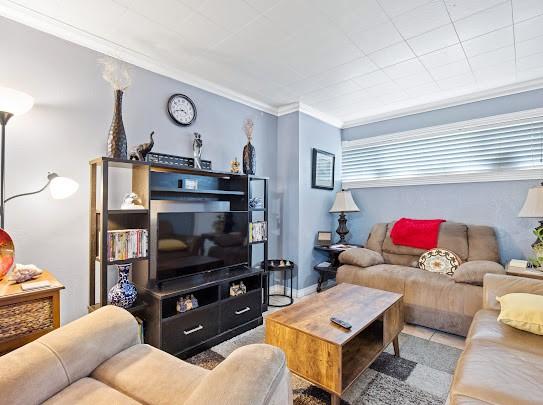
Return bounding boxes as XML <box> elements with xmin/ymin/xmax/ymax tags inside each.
<box><xmin>450</xmin><ymin>339</ymin><xmax>543</xmax><ymax>404</ymax></box>
<box><xmin>497</xmin><ymin>293</ymin><xmax>543</xmax><ymax>335</ymax></box>
<box><xmin>366</xmin><ymin>223</ymin><xmax>387</xmax><ymax>254</ymax></box>
<box><xmin>467</xmin><ymin>225</ymin><xmax>500</xmax><ymax>262</ymax></box>
<box><xmin>467</xmin><ymin>309</ymin><xmax>543</xmax><ymax>356</ymax></box>
<box><xmin>44</xmin><ymin>377</ymin><xmax>141</xmax><ymax>405</ymax></box>
<box><xmin>339</xmin><ymin>248</ymin><xmax>384</xmax><ymax>268</ymax></box>
<box><xmin>337</xmin><ymin>264</ymin><xmax>414</xmax><ymax>295</ymax></box>
<box><xmin>453</xmin><ymin>261</ymin><xmax>505</xmax><ymax>286</ymax></box>
<box><xmin>382</xmin><ymin>252</ymin><xmax>420</xmax><ymax>267</ymax></box>
<box><xmin>92</xmin><ymin>344</ymin><xmax>207</xmax><ymax>405</ymax></box>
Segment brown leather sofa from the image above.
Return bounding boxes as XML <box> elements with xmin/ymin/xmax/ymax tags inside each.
<box><xmin>337</xmin><ymin>222</ymin><xmax>504</xmax><ymax>336</ymax></box>
<box><xmin>449</xmin><ymin>274</ymin><xmax>543</xmax><ymax>404</ymax></box>
<box><xmin>0</xmin><ymin>305</ymin><xmax>292</xmax><ymax>405</ymax></box>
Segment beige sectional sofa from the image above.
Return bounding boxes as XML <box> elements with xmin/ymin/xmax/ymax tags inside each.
<box><xmin>449</xmin><ymin>274</ymin><xmax>543</xmax><ymax>404</ymax></box>
<box><xmin>337</xmin><ymin>222</ymin><xmax>504</xmax><ymax>336</ymax></box>
<box><xmin>0</xmin><ymin>305</ymin><xmax>292</xmax><ymax>405</ymax></box>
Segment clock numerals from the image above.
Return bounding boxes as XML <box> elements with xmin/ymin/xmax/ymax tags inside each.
<box><xmin>168</xmin><ymin>94</ymin><xmax>196</xmax><ymax>126</ymax></box>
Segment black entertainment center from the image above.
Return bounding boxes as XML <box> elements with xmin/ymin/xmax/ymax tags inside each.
<box><xmin>89</xmin><ymin>157</ymin><xmax>269</xmax><ymax>358</ymax></box>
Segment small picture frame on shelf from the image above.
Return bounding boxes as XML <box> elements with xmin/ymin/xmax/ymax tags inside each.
<box><xmin>185</xmin><ymin>179</ymin><xmax>198</xmax><ymax>190</ymax></box>
<box><xmin>316</xmin><ymin>231</ymin><xmax>332</xmax><ymax>246</ymax></box>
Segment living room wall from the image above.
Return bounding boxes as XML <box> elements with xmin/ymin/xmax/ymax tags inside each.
<box><xmin>0</xmin><ymin>16</ymin><xmax>280</xmax><ymax>323</ymax></box>
<box><xmin>342</xmin><ymin>90</ymin><xmax>543</xmax><ymax>263</ymax></box>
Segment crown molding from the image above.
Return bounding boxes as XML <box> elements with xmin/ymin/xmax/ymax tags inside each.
<box><xmin>277</xmin><ymin>102</ymin><xmax>343</xmax><ymax>128</ymax></box>
<box><xmin>342</xmin><ymin>78</ymin><xmax>543</xmax><ymax>129</ymax></box>
<box><xmin>0</xmin><ymin>1</ymin><xmax>278</xmax><ymax>115</ymax></box>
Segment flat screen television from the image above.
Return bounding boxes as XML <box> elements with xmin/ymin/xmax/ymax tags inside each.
<box><xmin>157</xmin><ymin>212</ymin><xmax>248</xmax><ymax>282</ymax></box>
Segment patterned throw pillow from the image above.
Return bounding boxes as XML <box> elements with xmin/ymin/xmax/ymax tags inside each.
<box><xmin>418</xmin><ymin>248</ymin><xmax>461</xmax><ymax>276</ymax></box>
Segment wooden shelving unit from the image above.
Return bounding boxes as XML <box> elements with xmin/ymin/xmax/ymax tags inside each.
<box><xmin>89</xmin><ymin>157</ymin><xmax>269</xmax><ymax>355</ymax></box>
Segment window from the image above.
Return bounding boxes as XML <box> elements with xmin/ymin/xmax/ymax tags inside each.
<box><xmin>341</xmin><ymin>108</ymin><xmax>543</xmax><ymax>188</ymax></box>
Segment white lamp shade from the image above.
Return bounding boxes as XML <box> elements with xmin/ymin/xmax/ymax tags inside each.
<box><xmin>519</xmin><ymin>186</ymin><xmax>543</xmax><ymax>218</ymax></box>
<box><xmin>330</xmin><ymin>190</ymin><xmax>360</xmax><ymax>213</ymax></box>
<box><xmin>0</xmin><ymin>87</ymin><xmax>34</xmax><ymax>116</ymax></box>
<box><xmin>50</xmin><ymin>176</ymin><xmax>79</xmax><ymax>199</ymax></box>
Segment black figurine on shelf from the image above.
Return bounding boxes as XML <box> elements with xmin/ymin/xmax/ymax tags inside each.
<box><xmin>130</xmin><ymin>131</ymin><xmax>155</xmax><ymax>161</ymax></box>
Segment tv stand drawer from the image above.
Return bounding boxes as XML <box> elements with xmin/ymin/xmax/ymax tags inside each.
<box><xmin>162</xmin><ymin>305</ymin><xmax>219</xmax><ymax>354</ymax></box>
<box><xmin>221</xmin><ymin>290</ymin><xmax>262</xmax><ymax>332</ymax></box>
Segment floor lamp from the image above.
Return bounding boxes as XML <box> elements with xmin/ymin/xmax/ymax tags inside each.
<box><xmin>0</xmin><ymin>87</ymin><xmax>34</xmax><ymax>228</ymax></box>
<box><xmin>0</xmin><ymin>87</ymin><xmax>79</xmax><ymax>228</ymax></box>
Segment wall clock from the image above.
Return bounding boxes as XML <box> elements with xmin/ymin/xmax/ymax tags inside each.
<box><xmin>167</xmin><ymin>94</ymin><xmax>197</xmax><ymax>126</ymax></box>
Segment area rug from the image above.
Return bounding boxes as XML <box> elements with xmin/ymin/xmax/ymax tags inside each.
<box><xmin>186</xmin><ymin>325</ymin><xmax>461</xmax><ymax>405</ymax></box>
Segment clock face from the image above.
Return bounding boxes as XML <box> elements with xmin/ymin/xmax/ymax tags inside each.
<box><xmin>168</xmin><ymin>94</ymin><xmax>196</xmax><ymax>126</ymax></box>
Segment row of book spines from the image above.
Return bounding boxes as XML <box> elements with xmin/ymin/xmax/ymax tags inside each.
<box><xmin>107</xmin><ymin>229</ymin><xmax>148</xmax><ymax>261</ymax></box>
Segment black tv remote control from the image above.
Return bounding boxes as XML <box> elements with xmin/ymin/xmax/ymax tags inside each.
<box><xmin>330</xmin><ymin>317</ymin><xmax>352</xmax><ymax>330</ymax></box>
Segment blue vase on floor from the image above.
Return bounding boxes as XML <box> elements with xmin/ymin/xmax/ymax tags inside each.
<box><xmin>108</xmin><ymin>264</ymin><xmax>137</xmax><ymax>308</ymax></box>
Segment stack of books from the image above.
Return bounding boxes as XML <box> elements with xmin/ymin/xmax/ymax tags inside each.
<box><xmin>107</xmin><ymin>229</ymin><xmax>148</xmax><ymax>261</ymax></box>
<box><xmin>249</xmin><ymin>221</ymin><xmax>267</xmax><ymax>243</ymax></box>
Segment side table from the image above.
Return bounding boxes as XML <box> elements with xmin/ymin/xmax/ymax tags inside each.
<box><xmin>313</xmin><ymin>244</ymin><xmax>363</xmax><ymax>292</ymax></box>
<box><xmin>506</xmin><ymin>261</ymin><xmax>543</xmax><ymax>280</ymax></box>
<box><xmin>0</xmin><ymin>270</ymin><xmax>64</xmax><ymax>354</ymax></box>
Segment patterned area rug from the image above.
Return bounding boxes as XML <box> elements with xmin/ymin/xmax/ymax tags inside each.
<box><xmin>186</xmin><ymin>325</ymin><xmax>461</xmax><ymax>405</ymax></box>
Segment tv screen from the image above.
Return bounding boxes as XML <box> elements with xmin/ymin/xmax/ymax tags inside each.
<box><xmin>157</xmin><ymin>212</ymin><xmax>248</xmax><ymax>281</ymax></box>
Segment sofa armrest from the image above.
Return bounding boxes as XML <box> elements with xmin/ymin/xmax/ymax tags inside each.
<box><xmin>186</xmin><ymin>344</ymin><xmax>292</xmax><ymax>405</ymax></box>
<box><xmin>483</xmin><ymin>273</ymin><xmax>543</xmax><ymax>310</ymax></box>
<box><xmin>339</xmin><ymin>248</ymin><xmax>384</xmax><ymax>268</ymax></box>
<box><xmin>453</xmin><ymin>260</ymin><xmax>505</xmax><ymax>286</ymax></box>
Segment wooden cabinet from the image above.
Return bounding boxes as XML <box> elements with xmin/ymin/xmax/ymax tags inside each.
<box><xmin>0</xmin><ymin>271</ymin><xmax>64</xmax><ymax>354</ymax></box>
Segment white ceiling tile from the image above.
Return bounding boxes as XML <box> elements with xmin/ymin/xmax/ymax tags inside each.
<box><xmin>512</xmin><ymin>0</ymin><xmax>543</xmax><ymax>22</ymax></box>
<box><xmin>515</xmin><ymin>14</ymin><xmax>543</xmax><ymax>42</ymax></box>
<box><xmin>407</xmin><ymin>24</ymin><xmax>459</xmax><ymax>55</ymax></box>
<box><xmin>177</xmin><ymin>0</ymin><xmax>209</xmax><ymax>11</ymax></box>
<box><xmin>307</xmin><ymin>57</ymin><xmax>379</xmax><ymax>87</ymax></box>
<box><xmin>468</xmin><ymin>45</ymin><xmax>515</xmax><ymax>70</ymax></box>
<box><xmin>394</xmin><ymin>72</ymin><xmax>435</xmax><ymax>89</ymax></box>
<box><xmin>364</xmin><ymin>81</ymin><xmax>405</xmax><ymax>97</ymax></box>
<box><xmin>368</xmin><ymin>42</ymin><xmax>416</xmax><ymax>68</ymax></box>
<box><xmin>453</xmin><ymin>2</ymin><xmax>512</xmax><ymax>41</ymax></box>
<box><xmin>405</xmin><ymin>82</ymin><xmax>440</xmax><ymax>97</ymax></box>
<box><xmin>263</xmin><ymin>0</ymin><xmax>328</xmax><ymax>37</ymax></box>
<box><xmin>242</xmin><ymin>0</ymin><xmax>280</xmax><ymax>13</ymax></box>
<box><xmin>475</xmin><ymin>64</ymin><xmax>516</xmax><ymax>87</ymax></box>
<box><xmin>444</xmin><ymin>0</ymin><xmax>507</xmax><ymax>21</ymax></box>
<box><xmin>517</xmin><ymin>66</ymin><xmax>543</xmax><ymax>81</ymax></box>
<box><xmin>393</xmin><ymin>1</ymin><xmax>450</xmax><ymax>39</ymax></box>
<box><xmin>383</xmin><ymin>59</ymin><xmax>428</xmax><ymax>79</ymax></box>
<box><xmin>300</xmin><ymin>80</ymin><xmax>361</xmax><ymax>103</ymax></box>
<box><xmin>378</xmin><ymin>0</ymin><xmax>433</xmax><ymax>18</ymax></box>
<box><xmin>198</xmin><ymin>0</ymin><xmax>260</xmax><ymax>33</ymax></box>
<box><xmin>437</xmin><ymin>72</ymin><xmax>476</xmax><ymax>90</ymax></box>
<box><xmin>419</xmin><ymin>44</ymin><xmax>466</xmax><ymax>68</ymax></box>
<box><xmin>174</xmin><ymin>12</ymin><xmax>231</xmax><ymax>50</ymax></box>
<box><xmin>516</xmin><ymin>35</ymin><xmax>543</xmax><ymax>59</ymax></box>
<box><xmin>352</xmin><ymin>70</ymin><xmax>393</xmax><ymax>89</ymax></box>
<box><xmin>349</xmin><ymin>21</ymin><xmax>403</xmax><ymax>54</ymax></box>
<box><xmin>379</xmin><ymin>91</ymin><xmax>410</xmax><ymax>103</ymax></box>
<box><xmin>113</xmin><ymin>0</ymin><xmax>191</xmax><ymax>31</ymax></box>
<box><xmin>314</xmin><ymin>0</ymin><xmax>388</xmax><ymax>34</ymax></box>
<box><xmin>428</xmin><ymin>58</ymin><xmax>472</xmax><ymax>80</ymax></box>
<box><xmin>517</xmin><ymin>51</ymin><xmax>543</xmax><ymax>72</ymax></box>
<box><xmin>462</xmin><ymin>26</ymin><xmax>514</xmax><ymax>57</ymax></box>
<box><xmin>55</xmin><ymin>0</ymin><xmax>128</xmax><ymax>36</ymax></box>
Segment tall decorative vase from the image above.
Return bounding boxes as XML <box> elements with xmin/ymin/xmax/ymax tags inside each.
<box><xmin>243</xmin><ymin>141</ymin><xmax>256</xmax><ymax>175</ymax></box>
<box><xmin>107</xmin><ymin>89</ymin><xmax>127</xmax><ymax>159</ymax></box>
<box><xmin>108</xmin><ymin>264</ymin><xmax>137</xmax><ymax>308</ymax></box>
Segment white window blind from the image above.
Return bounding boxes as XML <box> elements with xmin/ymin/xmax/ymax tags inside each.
<box><xmin>342</xmin><ymin>109</ymin><xmax>543</xmax><ymax>188</ymax></box>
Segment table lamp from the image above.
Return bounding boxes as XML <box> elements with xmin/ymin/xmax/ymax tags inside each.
<box><xmin>329</xmin><ymin>190</ymin><xmax>360</xmax><ymax>243</ymax></box>
<box><xmin>519</xmin><ymin>183</ymin><xmax>543</xmax><ymax>246</ymax></box>
<box><xmin>0</xmin><ymin>87</ymin><xmax>78</xmax><ymax>228</ymax></box>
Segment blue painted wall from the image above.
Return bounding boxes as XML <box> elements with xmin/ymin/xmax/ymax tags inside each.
<box><xmin>342</xmin><ymin>90</ymin><xmax>543</xmax><ymax>263</ymax></box>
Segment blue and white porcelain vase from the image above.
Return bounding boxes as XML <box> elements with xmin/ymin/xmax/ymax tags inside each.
<box><xmin>108</xmin><ymin>264</ymin><xmax>137</xmax><ymax>308</ymax></box>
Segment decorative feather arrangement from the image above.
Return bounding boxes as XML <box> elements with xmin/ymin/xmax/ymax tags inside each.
<box><xmin>98</xmin><ymin>57</ymin><xmax>132</xmax><ymax>91</ymax></box>
<box><xmin>243</xmin><ymin>118</ymin><xmax>254</xmax><ymax>142</ymax></box>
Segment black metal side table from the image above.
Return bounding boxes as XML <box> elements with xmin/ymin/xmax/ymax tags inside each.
<box><xmin>262</xmin><ymin>260</ymin><xmax>294</xmax><ymax>307</ymax></box>
<box><xmin>313</xmin><ymin>244</ymin><xmax>363</xmax><ymax>292</ymax></box>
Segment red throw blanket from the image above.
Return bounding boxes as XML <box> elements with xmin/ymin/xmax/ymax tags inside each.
<box><xmin>390</xmin><ymin>218</ymin><xmax>446</xmax><ymax>250</ymax></box>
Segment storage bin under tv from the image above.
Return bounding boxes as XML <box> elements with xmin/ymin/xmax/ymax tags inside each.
<box><xmin>88</xmin><ymin>157</ymin><xmax>269</xmax><ymax>357</ymax></box>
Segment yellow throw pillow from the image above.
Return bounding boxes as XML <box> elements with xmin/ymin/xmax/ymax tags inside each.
<box><xmin>158</xmin><ymin>238</ymin><xmax>188</xmax><ymax>252</ymax></box>
<box><xmin>496</xmin><ymin>293</ymin><xmax>543</xmax><ymax>335</ymax></box>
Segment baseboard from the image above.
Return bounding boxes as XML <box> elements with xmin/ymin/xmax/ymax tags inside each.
<box><xmin>268</xmin><ymin>283</ymin><xmax>318</xmax><ymax>298</ymax></box>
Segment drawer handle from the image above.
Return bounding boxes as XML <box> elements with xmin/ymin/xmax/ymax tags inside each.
<box><xmin>183</xmin><ymin>325</ymin><xmax>203</xmax><ymax>335</ymax></box>
<box><xmin>235</xmin><ymin>307</ymin><xmax>251</xmax><ymax>315</ymax></box>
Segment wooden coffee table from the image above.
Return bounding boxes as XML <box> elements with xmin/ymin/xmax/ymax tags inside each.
<box><xmin>265</xmin><ymin>283</ymin><xmax>403</xmax><ymax>405</ymax></box>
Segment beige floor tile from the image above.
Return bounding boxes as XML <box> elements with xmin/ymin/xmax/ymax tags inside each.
<box><xmin>402</xmin><ymin>323</ymin><xmax>435</xmax><ymax>340</ymax></box>
<box><xmin>430</xmin><ymin>330</ymin><xmax>466</xmax><ymax>350</ymax></box>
